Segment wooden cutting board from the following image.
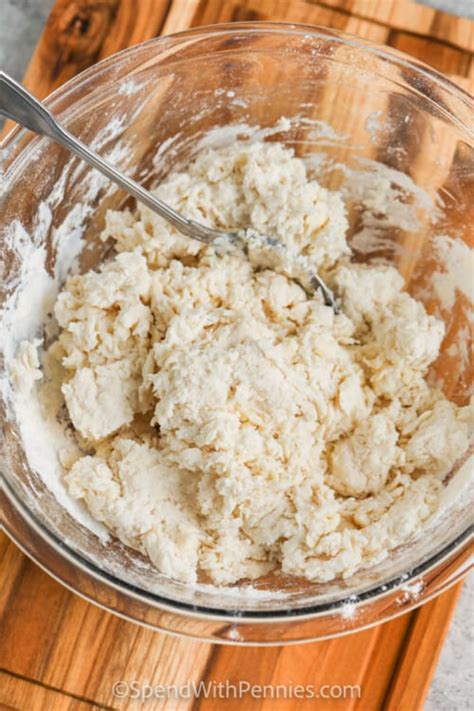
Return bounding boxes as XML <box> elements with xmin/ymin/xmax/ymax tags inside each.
<box><xmin>1</xmin><ymin>1</ymin><xmax>472</xmax><ymax>709</ymax></box>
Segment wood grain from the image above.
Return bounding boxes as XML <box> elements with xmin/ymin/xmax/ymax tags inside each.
<box><xmin>160</xmin><ymin>0</ymin><xmax>474</xmax><ymax>94</ymax></box>
<box><xmin>21</xmin><ymin>0</ymin><xmax>171</xmax><ymax>99</ymax></box>
<box><xmin>311</xmin><ymin>0</ymin><xmax>474</xmax><ymax>51</ymax></box>
<box><xmin>0</xmin><ymin>533</ymin><xmax>466</xmax><ymax>710</ymax></box>
<box><xmin>14</xmin><ymin>0</ymin><xmax>474</xmax><ymax>100</ymax></box>
<box><xmin>0</xmin><ymin>670</ymin><xmax>105</xmax><ymax>711</ymax></box>
<box><xmin>1</xmin><ymin>0</ymin><xmax>471</xmax><ymax>137</ymax></box>
<box><xmin>1</xmin><ymin>1</ymin><xmax>472</xmax><ymax>709</ymax></box>
<box><xmin>384</xmin><ymin>584</ymin><xmax>464</xmax><ymax>711</ymax></box>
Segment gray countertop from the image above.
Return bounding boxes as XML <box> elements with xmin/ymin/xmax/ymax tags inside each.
<box><xmin>1</xmin><ymin>2</ymin><xmax>472</xmax><ymax>709</ymax></box>
<box><xmin>426</xmin><ymin>578</ymin><xmax>473</xmax><ymax>711</ymax></box>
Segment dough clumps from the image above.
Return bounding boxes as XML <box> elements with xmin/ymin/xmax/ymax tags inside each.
<box><xmin>42</xmin><ymin>141</ymin><xmax>471</xmax><ymax>585</ymax></box>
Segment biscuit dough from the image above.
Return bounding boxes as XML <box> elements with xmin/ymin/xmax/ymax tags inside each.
<box><xmin>41</xmin><ymin>142</ymin><xmax>471</xmax><ymax>584</ymax></box>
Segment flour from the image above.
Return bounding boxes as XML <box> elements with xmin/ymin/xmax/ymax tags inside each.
<box><xmin>338</xmin><ymin>595</ymin><xmax>359</xmax><ymax>620</ymax></box>
<box><xmin>12</xmin><ymin>140</ymin><xmax>470</xmax><ymax>587</ymax></box>
<box><xmin>399</xmin><ymin>579</ymin><xmax>425</xmax><ymax>603</ymax></box>
<box><xmin>0</xmin><ymin>117</ymin><xmax>129</xmax><ymax>539</ymax></box>
<box><xmin>2</xmin><ymin>133</ymin><xmax>473</xmax><ymax>589</ymax></box>
<box><xmin>431</xmin><ymin>234</ymin><xmax>474</xmax><ymax>311</ymax></box>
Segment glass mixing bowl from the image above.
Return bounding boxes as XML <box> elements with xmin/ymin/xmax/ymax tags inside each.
<box><xmin>1</xmin><ymin>23</ymin><xmax>473</xmax><ymax>644</ymax></box>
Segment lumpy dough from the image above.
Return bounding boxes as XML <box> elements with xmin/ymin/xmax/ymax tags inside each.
<box><xmin>46</xmin><ymin>141</ymin><xmax>472</xmax><ymax>585</ymax></box>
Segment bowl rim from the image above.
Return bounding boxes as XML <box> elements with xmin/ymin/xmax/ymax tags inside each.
<box><xmin>1</xmin><ymin>21</ymin><xmax>472</xmax><ymax>153</ymax></box>
<box><xmin>3</xmin><ymin>475</ymin><xmax>473</xmax><ymax>622</ymax></box>
<box><xmin>1</xmin><ymin>21</ymin><xmax>473</xmax><ymax>624</ymax></box>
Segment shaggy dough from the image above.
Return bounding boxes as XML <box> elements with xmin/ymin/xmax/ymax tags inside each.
<box><xmin>37</xmin><ymin>141</ymin><xmax>472</xmax><ymax>585</ymax></box>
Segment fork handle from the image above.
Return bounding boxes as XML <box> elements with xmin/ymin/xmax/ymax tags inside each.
<box><xmin>0</xmin><ymin>71</ymin><xmax>212</xmax><ymax>241</ymax></box>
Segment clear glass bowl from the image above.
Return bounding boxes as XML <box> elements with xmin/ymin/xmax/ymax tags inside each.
<box><xmin>1</xmin><ymin>23</ymin><xmax>473</xmax><ymax>645</ymax></box>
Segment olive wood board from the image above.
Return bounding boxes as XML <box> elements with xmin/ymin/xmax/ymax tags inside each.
<box><xmin>1</xmin><ymin>0</ymin><xmax>472</xmax><ymax>709</ymax></box>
